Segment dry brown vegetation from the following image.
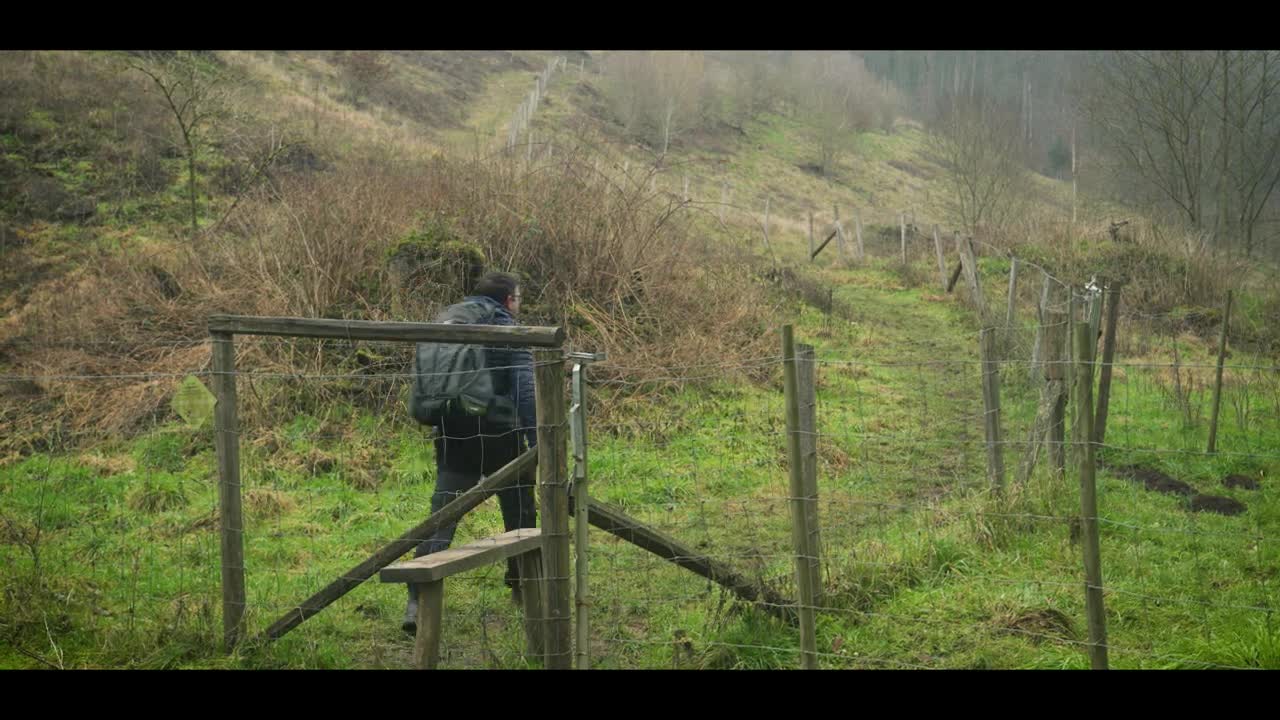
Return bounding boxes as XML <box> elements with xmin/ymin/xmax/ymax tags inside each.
<box><xmin>1</xmin><ymin>117</ymin><xmax>780</xmax><ymax>453</ymax></box>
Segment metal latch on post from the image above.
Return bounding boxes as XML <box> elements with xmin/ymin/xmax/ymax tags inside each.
<box><xmin>565</xmin><ymin>349</ymin><xmax>604</xmax><ymax>670</ymax></box>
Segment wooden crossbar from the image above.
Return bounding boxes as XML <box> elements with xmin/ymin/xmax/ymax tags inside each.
<box><xmin>380</xmin><ymin>529</ymin><xmax>544</xmax><ymax>584</ymax></box>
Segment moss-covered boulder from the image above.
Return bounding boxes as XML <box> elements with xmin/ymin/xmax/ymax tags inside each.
<box><xmin>386</xmin><ymin>217</ymin><xmax>485</xmax><ymax>307</ymax></box>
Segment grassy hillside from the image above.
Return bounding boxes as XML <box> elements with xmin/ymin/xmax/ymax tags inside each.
<box><xmin>2</xmin><ymin>50</ymin><xmax>1278</xmax><ymax>670</ymax></box>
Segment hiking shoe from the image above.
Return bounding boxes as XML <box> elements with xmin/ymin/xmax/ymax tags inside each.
<box><xmin>402</xmin><ymin>598</ymin><xmax>418</xmax><ymax>635</ymax></box>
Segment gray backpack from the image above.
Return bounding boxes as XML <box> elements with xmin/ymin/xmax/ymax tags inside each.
<box><xmin>409</xmin><ymin>301</ymin><xmax>518</xmax><ymax>428</ymax></box>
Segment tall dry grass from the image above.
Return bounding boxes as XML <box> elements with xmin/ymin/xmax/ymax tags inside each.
<box><xmin>2</xmin><ymin>135</ymin><xmax>779</xmax><ymax>450</ymax></box>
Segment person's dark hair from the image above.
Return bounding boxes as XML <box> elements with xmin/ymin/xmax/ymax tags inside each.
<box><xmin>473</xmin><ymin>272</ymin><xmax>518</xmax><ymax>304</ymax></box>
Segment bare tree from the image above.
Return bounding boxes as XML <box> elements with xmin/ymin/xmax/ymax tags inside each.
<box><xmin>332</xmin><ymin>51</ymin><xmax>392</xmax><ymax>108</ymax></box>
<box><xmin>1218</xmin><ymin>51</ymin><xmax>1280</xmax><ymax>256</ymax></box>
<box><xmin>603</xmin><ymin>52</ymin><xmax>705</xmax><ymax>156</ymax></box>
<box><xmin>930</xmin><ymin>96</ymin><xmax>1026</xmax><ymax>235</ymax></box>
<box><xmin>1085</xmin><ymin>50</ymin><xmax>1280</xmax><ymax>256</ymax></box>
<box><xmin>1083</xmin><ymin>52</ymin><xmax>1218</xmax><ymax>233</ymax></box>
<box><xmin>127</xmin><ymin>51</ymin><xmax>231</xmax><ymax>239</ymax></box>
<box><xmin>718</xmin><ymin>51</ymin><xmax>784</xmax><ymax>124</ymax></box>
<box><xmin>791</xmin><ymin>52</ymin><xmax>895</xmax><ymax>177</ymax></box>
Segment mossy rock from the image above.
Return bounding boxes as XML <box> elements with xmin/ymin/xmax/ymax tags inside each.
<box><xmin>386</xmin><ymin>217</ymin><xmax>485</xmax><ymax>299</ymax></box>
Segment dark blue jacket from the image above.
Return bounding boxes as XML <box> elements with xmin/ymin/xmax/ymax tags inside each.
<box><xmin>462</xmin><ymin>295</ymin><xmax>537</xmax><ymax>450</ymax></box>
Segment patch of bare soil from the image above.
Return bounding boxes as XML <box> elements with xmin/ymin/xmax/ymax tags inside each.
<box><xmin>1223</xmin><ymin>474</ymin><xmax>1260</xmax><ymax>491</ymax></box>
<box><xmin>1109</xmin><ymin>464</ymin><xmax>1195</xmax><ymax>496</ymax></box>
<box><xmin>1189</xmin><ymin>494</ymin><xmax>1247</xmax><ymax>516</ymax></box>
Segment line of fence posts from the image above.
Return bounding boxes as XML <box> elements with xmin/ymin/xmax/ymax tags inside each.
<box><xmin>572</xmin><ymin>171</ymin><xmax>998</xmax><ymax>275</ymax></box>
<box><xmin>508</xmin><ymin>56</ymin><xmax>563</xmax><ymax>153</ymax></box>
<box><xmin>1009</xmin><ymin>279</ymin><xmax>1112</xmax><ymax>670</ymax></box>
<box><xmin>201</xmin><ymin>185</ymin><xmax>1140</xmax><ymax>666</ymax></box>
<box><xmin>206</xmin><ymin>210</ymin><xmax>1140</xmax><ymax>670</ymax></box>
<box><xmin>745</xmin><ymin>218</ymin><xmax>1121</xmax><ymax>670</ymax></box>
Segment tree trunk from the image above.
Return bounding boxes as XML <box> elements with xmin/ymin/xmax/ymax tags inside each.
<box><xmin>1220</xmin><ymin>50</ymin><xmax>1231</xmax><ymax>250</ymax></box>
<box><xmin>662</xmin><ymin>100</ymin><xmax>674</xmax><ymax>156</ymax></box>
<box><xmin>185</xmin><ymin>132</ymin><xmax>198</xmax><ymax>238</ymax></box>
<box><xmin>970</xmin><ymin>51</ymin><xmax>977</xmax><ymax>99</ymax></box>
<box><xmin>1071</xmin><ymin>124</ymin><xmax>1078</xmax><ymax>226</ymax></box>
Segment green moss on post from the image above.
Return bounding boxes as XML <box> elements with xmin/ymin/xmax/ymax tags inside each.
<box><xmin>386</xmin><ymin>217</ymin><xmax>486</xmax><ymax>314</ymax></box>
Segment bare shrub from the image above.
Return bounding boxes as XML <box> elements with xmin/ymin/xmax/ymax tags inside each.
<box><xmin>2</xmin><ymin>131</ymin><xmax>777</xmax><ymax>450</ymax></box>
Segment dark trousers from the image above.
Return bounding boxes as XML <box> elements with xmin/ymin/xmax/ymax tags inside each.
<box><xmin>410</xmin><ymin>426</ymin><xmax>537</xmax><ymax>601</ymax></box>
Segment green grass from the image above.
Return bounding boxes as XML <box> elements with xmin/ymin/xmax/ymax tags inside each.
<box><xmin>7</xmin><ymin>240</ymin><xmax>1275</xmax><ymax>670</ymax></box>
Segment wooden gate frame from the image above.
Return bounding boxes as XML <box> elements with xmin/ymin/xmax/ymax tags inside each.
<box><xmin>207</xmin><ymin>314</ymin><xmax>564</xmax><ymax>654</ymax></box>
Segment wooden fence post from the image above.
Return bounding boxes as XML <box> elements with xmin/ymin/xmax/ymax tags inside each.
<box><xmin>808</xmin><ymin>211</ymin><xmax>815</xmax><ymax>262</ymax></box>
<box><xmin>833</xmin><ymin>205</ymin><xmax>844</xmax><ymax>258</ymax></box>
<box><xmin>956</xmin><ymin>233</ymin><xmax>987</xmax><ymax>318</ymax></box>
<box><xmin>796</xmin><ymin>343</ymin><xmax>822</xmax><ymax>604</ymax></box>
<box><xmin>763</xmin><ymin>197</ymin><xmax>770</xmax><ymax>251</ymax></box>
<box><xmin>1207</xmin><ymin>290</ymin><xmax>1234</xmax><ymax>453</ymax></box>
<box><xmin>900</xmin><ymin>212</ymin><xmax>907</xmax><ymax>264</ymax></box>
<box><xmin>1005</xmin><ymin>257</ymin><xmax>1020</xmax><ymax>328</ymax></box>
<box><xmin>212</xmin><ymin>332</ymin><xmax>246</xmax><ymax>652</ymax></box>
<box><xmin>1094</xmin><ymin>283</ymin><xmax>1122</xmax><ymax>446</ymax></box>
<box><xmin>933</xmin><ymin>225</ymin><xmax>947</xmax><ymax>291</ymax></box>
<box><xmin>535</xmin><ymin>348</ymin><xmax>571</xmax><ymax>669</ymax></box>
<box><xmin>1030</xmin><ymin>273</ymin><xmax>1052</xmax><ymax>384</ymax></box>
<box><xmin>1067</xmin><ymin>292</ymin><xmax>1078</xmax><ymax>453</ymax></box>
<box><xmin>1074</xmin><ymin>324</ymin><xmax>1109</xmax><ymax>670</ymax></box>
<box><xmin>854</xmin><ymin>209</ymin><xmax>865</xmax><ymax>260</ymax></box>
<box><xmin>1087</xmin><ymin>288</ymin><xmax>1104</xmax><ymax>349</ymax></box>
<box><xmin>1046</xmin><ymin>288</ymin><xmax>1068</xmax><ymax>480</ymax></box>
<box><xmin>782</xmin><ymin>326</ymin><xmax>819</xmax><ymax>670</ymax></box>
<box><xmin>980</xmin><ymin>328</ymin><xmax>1005</xmax><ymax>493</ymax></box>
<box><xmin>570</xmin><ymin>360</ymin><xmax>592</xmax><ymax>670</ymax></box>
